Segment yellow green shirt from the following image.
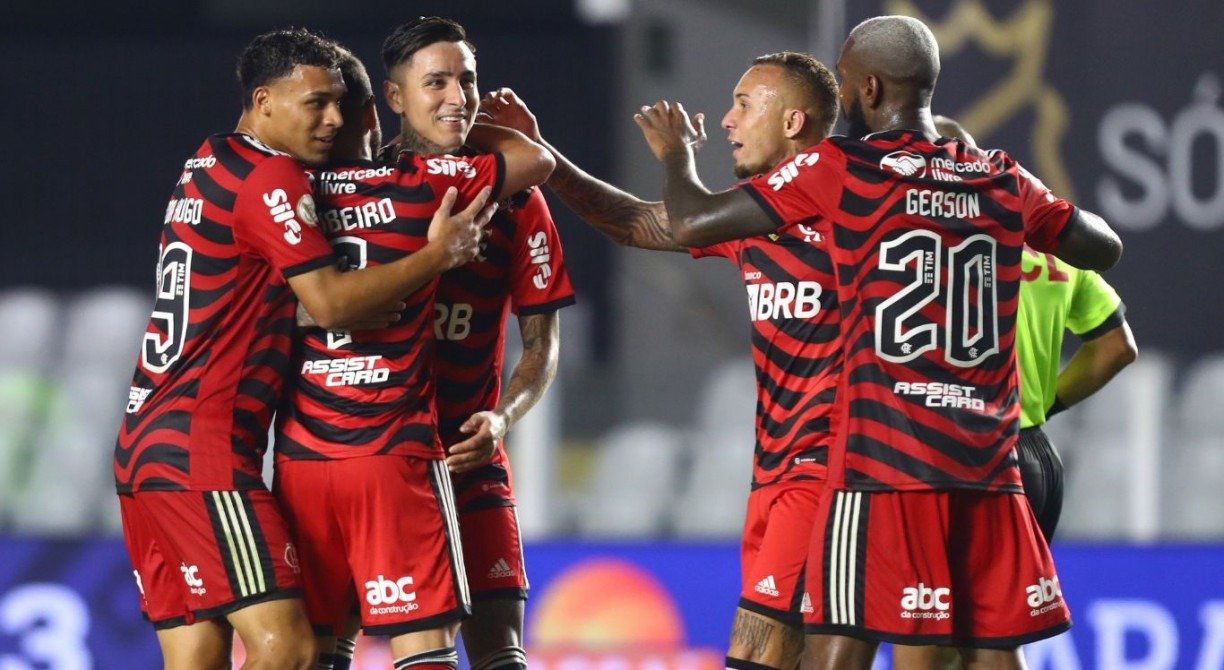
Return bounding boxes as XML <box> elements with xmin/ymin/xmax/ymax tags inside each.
<box><xmin>1016</xmin><ymin>248</ymin><xmax>1124</xmax><ymax>428</ymax></box>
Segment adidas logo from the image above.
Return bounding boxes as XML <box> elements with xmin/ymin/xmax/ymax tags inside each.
<box><xmin>754</xmin><ymin>575</ymin><xmax>781</xmax><ymax>597</ymax></box>
<box><xmin>487</xmin><ymin>558</ymin><xmax>514</xmax><ymax>579</ymax></box>
<box><xmin>801</xmin><ymin>592</ymin><xmax>814</xmax><ymax>614</ymax></box>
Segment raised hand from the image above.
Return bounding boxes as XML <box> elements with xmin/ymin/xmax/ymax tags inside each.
<box><xmin>633</xmin><ymin>100</ymin><xmax>706</xmax><ymax>161</ymax></box>
<box><xmin>480</xmin><ymin>87</ymin><xmax>543</xmax><ymax>142</ymax></box>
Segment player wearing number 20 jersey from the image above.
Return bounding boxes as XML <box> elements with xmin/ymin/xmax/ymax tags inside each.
<box><xmin>745</xmin><ymin>130</ymin><xmax>1076</xmax><ymax>646</ymax></box>
<box><xmin>745</xmin><ymin>131</ymin><xmax>1072</xmax><ymax>493</ymax></box>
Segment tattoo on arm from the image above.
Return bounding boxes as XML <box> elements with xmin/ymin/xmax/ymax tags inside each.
<box><xmin>495</xmin><ymin>312</ymin><xmax>560</xmax><ymax>429</ymax></box>
<box><xmin>546</xmin><ymin>144</ymin><xmax>687</xmax><ymax>252</ymax></box>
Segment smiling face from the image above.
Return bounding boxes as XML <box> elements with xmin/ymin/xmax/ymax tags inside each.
<box><xmin>720</xmin><ymin>64</ymin><xmax>793</xmax><ymax>179</ymax></box>
<box><xmin>384</xmin><ymin>40</ymin><xmax>478</xmax><ymax>154</ymax></box>
<box><xmin>254</xmin><ymin>64</ymin><xmax>346</xmax><ymax>165</ymax></box>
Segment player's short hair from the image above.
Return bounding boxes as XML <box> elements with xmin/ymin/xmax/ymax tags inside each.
<box><xmin>335</xmin><ymin>48</ymin><xmax>374</xmax><ymax>110</ymax></box>
<box><xmin>236</xmin><ymin>27</ymin><xmax>341</xmax><ymax>110</ymax></box>
<box><xmin>751</xmin><ymin>51</ymin><xmax>840</xmax><ymax>136</ymax></box>
<box><xmin>381</xmin><ymin>16</ymin><xmax>474</xmax><ymax>77</ymax></box>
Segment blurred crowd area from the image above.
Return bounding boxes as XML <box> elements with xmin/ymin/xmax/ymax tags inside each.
<box><xmin>2</xmin><ymin>285</ymin><xmax>1221</xmax><ymax>542</ymax></box>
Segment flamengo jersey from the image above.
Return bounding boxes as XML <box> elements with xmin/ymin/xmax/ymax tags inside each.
<box><xmin>691</xmin><ymin>221</ymin><xmax>840</xmax><ymax>488</ymax></box>
<box><xmin>276</xmin><ymin>152</ymin><xmax>505</xmax><ymax>461</ymax></box>
<box><xmin>744</xmin><ymin>130</ymin><xmax>1073</xmax><ymax>492</ymax></box>
<box><xmin>115</xmin><ymin>133</ymin><xmax>337</xmax><ymax>493</ymax></box>
<box><xmin>433</xmin><ymin>186</ymin><xmax>575</xmax><ymax>483</ymax></box>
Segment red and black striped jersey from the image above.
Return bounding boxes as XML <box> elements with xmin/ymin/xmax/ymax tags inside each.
<box><xmin>433</xmin><ymin>186</ymin><xmax>575</xmax><ymax>502</ymax></box>
<box><xmin>691</xmin><ymin>220</ymin><xmax>839</xmax><ymax>488</ymax></box>
<box><xmin>743</xmin><ymin>130</ymin><xmax>1073</xmax><ymax>492</ymax></box>
<box><xmin>115</xmin><ymin>133</ymin><xmax>337</xmax><ymax>493</ymax></box>
<box><xmin>275</xmin><ymin>152</ymin><xmax>505</xmax><ymax>461</ymax></box>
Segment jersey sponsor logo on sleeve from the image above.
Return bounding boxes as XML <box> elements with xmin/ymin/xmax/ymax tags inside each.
<box><xmin>126</xmin><ymin>386</ymin><xmax>153</xmax><ymax>414</ymax></box>
<box><xmin>768</xmin><ymin>151</ymin><xmax>821</xmax><ymax>191</ymax></box>
<box><xmin>526</xmin><ymin>231</ymin><xmax>554</xmax><ymax>289</ymax></box>
<box><xmin>263</xmin><ymin>188</ymin><xmax>306</xmax><ymax>245</ymax></box>
<box><xmin>881</xmin><ymin>151</ymin><xmax>927</xmax><ymax>177</ymax></box>
<box><xmin>426</xmin><ymin>156</ymin><xmax>478</xmax><ymax>179</ymax></box>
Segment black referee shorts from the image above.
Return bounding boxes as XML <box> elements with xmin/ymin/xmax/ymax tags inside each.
<box><xmin>1017</xmin><ymin>425</ymin><xmax>1064</xmax><ymax>541</ymax></box>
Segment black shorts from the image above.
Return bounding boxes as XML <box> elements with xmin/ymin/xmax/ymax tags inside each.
<box><xmin>1016</xmin><ymin>426</ymin><xmax>1064</xmax><ymax>541</ymax></box>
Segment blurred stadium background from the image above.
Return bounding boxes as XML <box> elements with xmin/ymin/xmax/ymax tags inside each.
<box><xmin>2</xmin><ymin>0</ymin><xmax>1223</xmax><ymax>668</ymax></box>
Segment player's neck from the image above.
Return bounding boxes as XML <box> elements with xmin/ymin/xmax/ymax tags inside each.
<box><xmin>233</xmin><ymin>114</ymin><xmax>282</xmax><ymax>153</ymax></box>
<box><xmin>873</xmin><ymin>105</ymin><xmax>938</xmax><ymax>141</ymax></box>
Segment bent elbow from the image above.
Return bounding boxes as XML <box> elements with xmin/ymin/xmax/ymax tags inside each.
<box><xmin>669</xmin><ymin>217</ymin><xmax>702</xmax><ymax>247</ymax></box>
<box><xmin>301</xmin><ymin>302</ymin><xmax>342</xmax><ymax>331</ymax></box>
<box><xmin>529</xmin><ymin>147</ymin><xmax>556</xmax><ymax>186</ymax></box>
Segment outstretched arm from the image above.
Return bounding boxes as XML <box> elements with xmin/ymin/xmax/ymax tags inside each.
<box><xmin>635</xmin><ymin>100</ymin><xmax>776</xmax><ymax>247</ymax></box>
<box><xmin>445</xmin><ymin>311</ymin><xmax>560</xmax><ymax>473</ymax></box>
<box><xmin>481</xmin><ymin>88</ymin><xmax>686</xmax><ymax>252</ymax></box>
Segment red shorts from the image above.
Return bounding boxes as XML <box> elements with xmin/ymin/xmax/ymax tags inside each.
<box><xmin>803</xmin><ymin>489</ymin><xmax>1071</xmax><ymax>648</ymax></box>
<box><xmin>459</xmin><ymin>505</ymin><xmax>528</xmax><ymax>600</ymax></box>
<box><xmin>119</xmin><ymin>489</ymin><xmax>303</xmax><ymax>629</ymax></box>
<box><xmin>274</xmin><ymin>456</ymin><xmax>469</xmax><ymax>637</ymax></box>
<box><xmin>739</xmin><ymin>480</ymin><xmax>823</xmax><ymax>624</ymax></box>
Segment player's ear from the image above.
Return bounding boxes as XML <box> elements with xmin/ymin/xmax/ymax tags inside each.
<box><xmin>252</xmin><ymin>86</ymin><xmax>273</xmax><ymax>116</ymax></box>
<box><xmin>864</xmin><ymin>74</ymin><xmax>882</xmax><ymax>109</ymax></box>
<box><xmin>783</xmin><ymin>108</ymin><xmax>806</xmax><ymax>139</ymax></box>
<box><xmin>362</xmin><ymin>96</ymin><xmax>377</xmax><ymax>133</ymax></box>
<box><xmin>383</xmin><ymin>79</ymin><xmax>404</xmax><ymax>114</ymax></box>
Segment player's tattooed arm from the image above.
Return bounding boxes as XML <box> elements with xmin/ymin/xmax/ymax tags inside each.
<box><xmin>547</xmin><ymin>158</ymin><xmax>685</xmax><ymax>252</ymax></box>
<box><xmin>481</xmin><ymin>87</ymin><xmax>686</xmax><ymax>252</ymax></box>
<box><xmin>445</xmin><ymin>311</ymin><xmax>560</xmax><ymax>473</ymax></box>
<box><xmin>635</xmin><ymin>100</ymin><xmax>776</xmax><ymax>248</ymax></box>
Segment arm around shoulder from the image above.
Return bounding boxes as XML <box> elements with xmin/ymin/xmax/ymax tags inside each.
<box><xmin>466</xmin><ymin>123</ymin><xmax>555</xmax><ymax>200</ymax></box>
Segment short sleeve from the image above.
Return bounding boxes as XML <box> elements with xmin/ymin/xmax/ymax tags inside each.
<box><xmin>1014</xmin><ymin>161</ymin><xmax>1075</xmax><ymax>253</ymax></box>
<box><xmin>507</xmin><ymin>188</ymin><xmax>576</xmax><ymax>315</ymax></box>
<box><xmin>738</xmin><ymin>142</ymin><xmax>838</xmax><ymax>232</ymax></box>
<box><xmin>1067</xmin><ymin>269</ymin><xmax>1124</xmax><ymax>338</ymax></box>
<box><xmin>232</xmin><ymin>156</ymin><xmax>336</xmax><ymax>279</ymax></box>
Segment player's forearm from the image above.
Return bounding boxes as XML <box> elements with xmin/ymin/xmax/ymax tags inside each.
<box><xmin>295</xmin><ymin>245</ymin><xmax>449</xmax><ymax>330</ymax></box>
<box><xmin>660</xmin><ymin>148</ymin><xmax>775</xmax><ymax>247</ymax></box>
<box><xmin>493</xmin><ymin>313</ymin><xmax>560</xmax><ymax>431</ymax></box>
<box><xmin>540</xmin><ymin>138</ymin><xmax>684</xmax><ymax>252</ymax></box>
<box><xmin>466</xmin><ymin>124</ymin><xmax>555</xmax><ymax>198</ymax></box>
<box><xmin>1054</xmin><ymin>324</ymin><xmax>1138</xmax><ymax>407</ymax></box>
